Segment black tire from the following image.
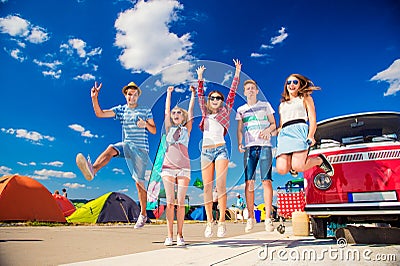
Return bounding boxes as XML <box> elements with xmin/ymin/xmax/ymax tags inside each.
<box><xmin>311</xmin><ymin>217</ymin><xmax>328</xmax><ymax>239</ymax></box>
<box><xmin>277</xmin><ymin>224</ymin><xmax>285</xmax><ymax>234</ymax></box>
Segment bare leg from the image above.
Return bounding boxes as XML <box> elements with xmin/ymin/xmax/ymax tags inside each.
<box><xmin>136</xmin><ymin>181</ymin><xmax>147</xmax><ymax>216</ymax></box>
<box><xmin>215</xmin><ymin>159</ymin><xmax>228</xmax><ymax>222</ymax></box>
<box><xmin>245</xmin><ymin>180</ymin><xmax>255</xmax><ymax>219</ymax></box>
<box><xmin>201</xmin><ymin>160</ymin><xmax>215</xmax><ymax>222</ymax></box>
<box><xmin>262</xmin><ymin>180</ymin><xmax>273</xmax><ymax>219</ymax></box>
<box><xmin>162</xmin><ymin>175</ymin><xmax>176</xmax><ymax>238</ymax></box>
<box><xmin>276</xmin><ymin>154</ymin><xmax>292</xmax><ymax>175</ymax></box>
<box><xmin>92</xmin><ymin>145</ymin><xmax>118</xmax><ymax>174</ymax></box>
<box><xmin>291</xmin><ymin>150</ymin><xmax>322</xmax><ymax>172</ymax></box>
<box><xmin>176</xmin><ymin>176</ymin><xmax>189</xmax><ymax>238</ymax></box>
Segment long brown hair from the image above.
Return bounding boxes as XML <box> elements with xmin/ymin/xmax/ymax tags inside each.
<box><xmin>281</xmin><ymin>73</ymin><xmax>320</xmax><ymax>102</ymax></box>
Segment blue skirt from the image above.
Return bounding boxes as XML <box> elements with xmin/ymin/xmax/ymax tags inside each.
<box><xmin>276</xmin><ymin>123</ymin><xmax>309</xmax><ymax>157</ymax></box>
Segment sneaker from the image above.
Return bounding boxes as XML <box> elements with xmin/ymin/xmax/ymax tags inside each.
<box><xmin>134</xmin><ymin>214</ymin><xmax>147</xmax><ymax>229</ymax></box>
<box><xmin>217</xmin><ymin>222</ymin><xmax>226</xmax><ymax>238</ymax></box>
<box><xmin>318</xmin><ymin>154</ymin><xmax>334</xmax><ymax>176</ymax></box>
<box><xmin>289</xmin><ymin>169</ymin><xmax>298</xmax><ymax>177</ymax></box>
<box><xmin>204</xmin><ymin>222</ymin><xmax>213</xmax><ymax>238</ymax></box>
<box><xmin>164</xmin><ymin>237</ymin><xmax>173</xmax><ymax>246</ymax></box>
<box><xmin>245</xmin><ymin>218</ymin><xmax>255</xmax><ymax>233</ymax></box>
<box><xmin>265</xmin><ymin>218</ymin><xmax>274</xmax><ymax>232</ymax></box>
<box><xmin>76</xmin><ymin>153</ymin><xmax>94</xmax><ymax>181</ymax></box>
<box><xmin>176</xmin><ymin>237</ymin><xmax>185</xmax><ymax>246</ymax></box>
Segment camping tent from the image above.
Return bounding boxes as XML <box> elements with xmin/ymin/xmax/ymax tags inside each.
<box><xmin>0</xmin><ymin>175</ymin><xmax>66</xmax><ymax>222</ymax></box>
<box><xmin>52</xmin><ymin>194</ymin><xmax>76</xmax><ymax>216</ymax></box>
<box><xmin>66</xmin><ymin>192</ymin><xmax>142</xmax><ymax>223</ymax></box>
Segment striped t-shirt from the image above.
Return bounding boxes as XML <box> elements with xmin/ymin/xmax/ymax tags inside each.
<box><xmin>235</xmin><ymin>101</ymin><xmax>275</xmax><ymax>147</ymax></box>
<box><xmin>111</xmin><ymin>104</ymin><xmax>153</xmax><ymax>152</ymax></box>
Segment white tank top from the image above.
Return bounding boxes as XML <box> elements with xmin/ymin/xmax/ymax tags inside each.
<box><xmin>203</xmin><ymin>114</ymin><xmax>225</xmax><ymax>146</ymax></box>
<box><xmin>279</xmin><ymin>97</ymin><xmax>308</xmax><ymax>125</ymax></box>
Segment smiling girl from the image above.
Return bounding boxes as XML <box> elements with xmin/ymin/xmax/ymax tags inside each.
<box><xmin>196</xmin><ymin>59</ymin><xmax>242</xmax><ymax>238</ymax></box>
<box><xmin>161</xmin><ymin>85</ymin><xmax>195</xmax><ymax>246</ymax></box>
<box><xmin>275</xmin><ymin>74</ymin><xmax>334</xmax><ymax>177</ymax></box>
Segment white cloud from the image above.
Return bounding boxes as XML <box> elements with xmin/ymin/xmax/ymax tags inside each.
<box><xmin>73</xmin><ymin>73</ymin><xmax>95</xmax><ymax>81</ymax></box>
<box><xmin>251</xmin><ymin>27</ymin><xmax>288</xmax><ymax>62</ymax></box>
<box><xmin>10</xmin><ymin>48</ymin><xmax>25</xmax><ymax>62</ymax></box>
<box><xmin>114</xmin><ymin>0</ymin><xmax>193</xmax><ymax>79</ymax></box>
<box><xmin>42</xmin><ymin>69</ymin><xmax>62</xmax><ymax>79</ymax></box>
<box><xmin>250</xmin><ymin>52</ymin><xmax>266</xmax><ymax>58</ymax></box>
<box><xmin>118</xmin><ymin>188</ymin><xmax>129</xmax><ymax>193</ymax></box>
<box><xmin>69</xmin><ymin>38</ymin><xmax>86</xmax><ymax>57</ymax></box>
<box><xmin>42</xmin><ymin>161</ymin><xmax>64</xmax><ymax>167</ymax></box>
<box><xmin>0</xmin><ymin>15</ymin><xmax>49</xmax><ymax>44</ymax></box>
<box><xmin>26</xmin><ymin>25</ymin><xmax>49</xmax><ymax>43</ymax></box>
<box><xmin>59</xmin><ymin>38</ymin><xmax>101</xmax><ymax>80</ymax></box>
<box><xmin>112</xmin><ymin>168</ymin><xmax>125</xmax><ymax>175</ymax></box>
<box><xmin>63</xmin><ymin>182</ymin><xmax>86</xmax><ymax>189</ymax></box>
<box><xmin>0</xmin><ymin>166</ymin><xmax>12</xmax><ymax>175</ymax></box>
<box><xmin>0</xmin><ymin>15</ymin><xmax>29</xmax><ymax>37</ymax></box>
<box><xmin>370</xmin><ymin>58</ymin><xmax>400</xmax><ymax>96</ymax></box>
<box><xmin>33</xmin><ymin>59</ymin><xmax>62</xmax><ymax>70</ymax></box>
<box><xmin>68</xmin><ymin>124</ymin><xmax>98</xmax><ymax>138</ymax></box>
<box><xmin>34</xmin><ymin>169</ymin><xmax>76</xmax><ymax>179</ymax></box>
<box><xmin>1</xmin><ymin>127</ymin><xmax>55</xmax><ymax>144</ymax></box>
<box><xmin>270</xmin><ymin>27</ymin><xmax>288</xmax><ymax>45</ymax></box>
<box><xmin>87</xmin><ymin>47</ymin><xmax>102</xmax><ymax>57</ymax></box>
<box><xmin>260</xmin><ymin>44</ymin><xmax>273</xmax><ymax>50</ymax></box>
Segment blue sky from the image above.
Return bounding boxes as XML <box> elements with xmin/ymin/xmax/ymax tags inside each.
<box><xmin>1</xmin><ymin>0</ymin><xmax>399</xmax><ymax>207</ymax></box>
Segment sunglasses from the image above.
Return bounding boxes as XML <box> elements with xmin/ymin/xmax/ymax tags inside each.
<box><xmin>287</xmin><ymin>80</ymin><xmax>299</xmax><ymax>85</ymax></box>
<box><xmin>171</xmin><ymin>110</ymin><xmax>182</xmax><ymax>115</ymax></box>
<box><xmin>209</xmin><ymin>96</ymin><xmax>223</xmax><ymax>101</ymax></box>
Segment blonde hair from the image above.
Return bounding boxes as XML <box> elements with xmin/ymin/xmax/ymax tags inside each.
<box><xmin>171</xmin><ymin>106</ymin><xmax>189</xmax><ymax>126</ymax></box>
<box><xmin>243</xmin><ymin>79</ymin><xmax>258</xmax><ymax>89</ymax></box>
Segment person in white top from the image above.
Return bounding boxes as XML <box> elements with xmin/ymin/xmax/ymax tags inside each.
<box><xmin>196</xmin><ymin>59</ymin><xmax>242</xmax><ymax>238</ymax></box>
<box><xmin>275</xmin><ymin>74</ymin><xmax>334</xmax><ymax>177</ymax></box>
<box><xmin>236</xmin><ymin>79</ymin><xmax>276</xmax><ymax>233</ymax></box>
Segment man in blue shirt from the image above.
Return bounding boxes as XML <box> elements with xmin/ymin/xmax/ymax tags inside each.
<box><xmin>76</xmin><ymin>81</ymin><xmax>156</xmax><ymax>229</ymax></box>
<box><xmin>234</xmin><ymin>193</ymin><xmax>245</xmax><ymax>223</ymax></box>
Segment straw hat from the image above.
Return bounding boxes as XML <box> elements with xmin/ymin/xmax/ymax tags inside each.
<box><xmin>122</xmin><ymin>81</ymin><xmax>141</xmax><ymax>95</ymax></box>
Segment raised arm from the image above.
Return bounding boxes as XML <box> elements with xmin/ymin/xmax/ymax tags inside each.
<box><xmin>164</xmin><ymin>86</ymin><xmax>174</xmax><ymax>133</ymax></box>
<box><xmin>196</xmin><ymin>65</ymin><xmax>207</xmax><ymax>115</ymax></box>
<box><xmin>225</xmin><ymin>59</ymin><xmax>242</xmax><ymax>110</ymax></box>
<box><xmin>91</xmin><ymin>82</ymin><xmax>115</xmax><ymax>118</ymax></box>
<box><xmin>186</xmin><ymin>85</ymin><xmax>196</xmax><ymax>133</ymax></box>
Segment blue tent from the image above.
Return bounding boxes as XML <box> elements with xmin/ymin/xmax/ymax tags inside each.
<box><xmin>190</xmin><ymin>206</ymin><xmax>206</xmax><ymax>221</ymax></box>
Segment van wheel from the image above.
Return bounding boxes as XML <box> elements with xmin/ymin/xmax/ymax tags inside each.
<box><xmin>311</xmin><ymin>217</ymin><xmax>327</xmax><ymax>239</ymax></box>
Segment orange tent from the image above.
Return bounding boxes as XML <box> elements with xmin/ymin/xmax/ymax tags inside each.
<box><xmin>0</xmin><ymin>175</ymin><xmax>66</xmax><ymax>222</ymax></box>
<box><xmin>52</xmin><ymin>194</ymin><xmax>76</xmax><ymax>217</ymax></box>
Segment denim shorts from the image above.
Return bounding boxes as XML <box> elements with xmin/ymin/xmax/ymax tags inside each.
<box><xmin>201</xmin><ymin>144</ymin><xmax>229</xmax><ymax>163</ymax></box>
<box><xmin>111</xmin><ymin>142</ymin><xmax>148</xmax><ymax>182</ymax></box>
<box><xmin>244</xmin><ymin>146</ymin><xmax>273</xmax><ymax>182</ymax></box>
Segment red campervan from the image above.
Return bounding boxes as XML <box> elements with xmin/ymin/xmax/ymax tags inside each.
<box><xmin>303</xmin><ymin>111</ymin><xmax>400</xmax><ymax>238</ymax></box>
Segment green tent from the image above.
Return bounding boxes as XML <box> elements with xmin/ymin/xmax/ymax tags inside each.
<box><xmin>66</xmin><ymin>192</ymin><xmax>141</xmax><ymax>223</ymax></box>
